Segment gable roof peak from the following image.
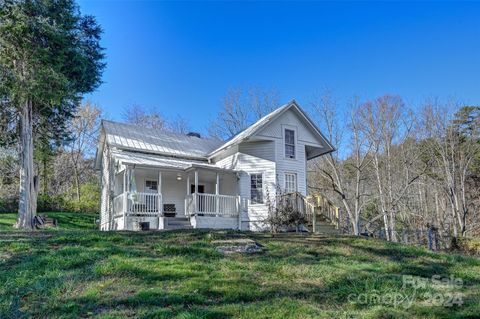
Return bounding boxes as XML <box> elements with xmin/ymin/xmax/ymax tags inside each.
<box><xmin>207</xmin><ymin>100</ymin><xmax>335</xmax><ymax>159</ymax></box>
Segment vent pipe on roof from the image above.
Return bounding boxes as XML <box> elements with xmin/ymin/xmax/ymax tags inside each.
<box><xmin>187</xmin><ymin>132</ymin><xmax>201</xmax><ymax>138</ymax></box>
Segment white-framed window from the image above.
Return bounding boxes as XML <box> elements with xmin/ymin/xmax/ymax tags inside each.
<box><xmin>145</xmin><ymin>180</ymin><xmax>158</xmax><ymax>192</ymax></box>
<box><xmin>285</xmin><ymin>128</ymin><xmax>296</xmax><ymax>159</ymax></box>
<box><xmin>284</xmin><ymin>173</ymin><xmax>297</xmax><ymax>193</ymax></box>
<box><xmin>250</xmin><ymin>173</ymin><xmax>263</xmax><ymax>204</ymax></box>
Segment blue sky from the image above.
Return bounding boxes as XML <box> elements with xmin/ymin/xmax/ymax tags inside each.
<box><xmin>78</xmin><ymin>1</ymin><xmax>480</xmax><ymax>134</ymax></box>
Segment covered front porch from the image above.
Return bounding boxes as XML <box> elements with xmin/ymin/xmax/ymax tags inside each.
<box><xmin>111</xmin><ymin>160</ymin><xmax>241</xmax><ymax>230</ymax></box>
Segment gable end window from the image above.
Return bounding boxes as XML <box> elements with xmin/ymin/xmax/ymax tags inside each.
<box><xmin>285</xmin><ymin>129</ymin><xmax>295</xmax><ymax>159</ymax></box>
<box><xmin>250</xmin><ymin>173</ymin><xmax>263</xmax><ymax>204</ymax></box>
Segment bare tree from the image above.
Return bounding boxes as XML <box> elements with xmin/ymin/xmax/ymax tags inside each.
<box><xmin>309</xmin><ymin>94</ymin><xmax>372</xmax><ymax>235</ymax></box>
<box><xmin>66</xmin><ymin>101</ymin><xmax>102</xmax><ymax>201</ymax></box>
<box><xmin>358</xmin><ymin>96</ymin><xmax>425</xmax><ymax>242</ymax></box>
<box><xmin>421</xmin><ymin>102</ymin><xmax>480</xmax><ymax>237</ymax></box>
<box><xmin>296</xmin><ymin>91</ymin><xmax>478</xmax><ymax>245</ymax></box>
<box><xmin>168</xmin><ymin>115</ymin><xmax>191</xmax><ymax>134</ymax></box>
<box><xmin>122</xmin><ymin>105</ymin><xmax>165</xmax><ymax>129</ymax></box>
<box><xmin>208</xmin><ymin>87</ymin><xmax>279</xmax><ymax>139</ymax></box>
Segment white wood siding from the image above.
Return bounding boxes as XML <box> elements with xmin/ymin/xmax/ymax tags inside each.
<box><xmin>218</xmin><ymin>174</ymin><xmax>237</xmax><ymax>195</ymax></box>
<box><xmin>211</xmin><ymin>108</ymin><xmax>325</xmax><ymax>229</ymax></box>
<box><xmin>238</xmin><ymin>141</ymin><xmax>275</xmax><ymax>161</ymax></box>
<box><xmin>254</xmin><ymin>109</ymin><xmax>317</xmax><ymax>196</ymax></box>
<box><xmin>274</xmin><ymin>137</ymin><xmax>307</xmax><ymax>196</ymax></box>
<box><xmin>214</xmin><ymin>152</ymin><xmax>275</xmax><ymax>231</ymax></box>
<box><xmin>210</xmin><ymin>145</ymin><xmax>238</xmax><ymax>164</ymax></box>
<box><xmin>256</xmin><ymin>109</ymin><xmax>324</xmax><ymax>147</ymax></box>
<box><xmin>159</xmin><ymin>174</ymin><xmax>186</xmax><ymax>216</ymax></box>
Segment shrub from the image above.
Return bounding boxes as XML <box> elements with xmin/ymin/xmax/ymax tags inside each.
<box><xmin>264</xmin><ymin>190</ymin><xmax>308</xmax><ymax>233</ymax></box>
<box><xmin>452</xmin><ymin>237</ymin><xmax>480</xmax><ymax>256</ymax></box>
<box><xmin>36</xmin><ymin>182</ymin><xmax>100</xmax><ymax>213</ymax></box>
<box><xmin>75</xmin><ymin>182</ymin><xmax>100</xmax><ymax>213</ymax></box>
<box><xmin>0</xmin><ymin>197</ymin><xmax>18</xmax><ymax>213</ymax></box>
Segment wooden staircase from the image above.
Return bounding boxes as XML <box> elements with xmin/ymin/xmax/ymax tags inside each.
<box><xmin>277</xmin><ymin>192</ymin><xmax>340</xmax><ymax>235</ymax></box>
<box><xmin>307</xmin><ymin>194</ymin><xmax>340</xmax><ymax>235</ymax></box>
<box><xmin>311</xmin><ymin>209</ymin><xmax>340</xmax><ymax>235</ymax></box>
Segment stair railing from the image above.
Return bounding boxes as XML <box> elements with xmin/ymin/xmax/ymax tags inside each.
<box><xmin>276</xmin><ymin>192</ymin><xmax>340</xmax><ymax>232</ymax></box>
<box><xmin>307</xmin><ymin>194</ymin><xmax>340</xmax><ymax>230</ymax></box>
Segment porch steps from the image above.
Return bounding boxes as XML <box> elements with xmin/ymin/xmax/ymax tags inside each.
<box><xmin>164</xmin><ymin>217</ymin><xmax>193</xmax><ymax>230</ymax></box>
<box><xmin>312</xmin><ymin>222</ymin><xmax>339</xmax><ymax>235</ymax></box>
<box><xmin>311</xmin><ymin>215</ymin><xmax>340</xmax><ymax>235</ymax></box>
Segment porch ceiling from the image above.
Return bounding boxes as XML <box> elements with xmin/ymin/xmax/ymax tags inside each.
<box><xmin>112</xmin><ymin>150</ymin><xmax>238</xmax><ymax>173</ymax></box>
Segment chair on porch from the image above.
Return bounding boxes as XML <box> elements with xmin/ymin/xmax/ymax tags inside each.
<box><xmin>163</xmin><ymin>203</ymin><xmax>176</xmax><ymax>217</ymax></box>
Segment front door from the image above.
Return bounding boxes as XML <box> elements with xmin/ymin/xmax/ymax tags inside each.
<box><xmin>190</xmin><ymin>184</ymin><xmax>205</xmax><ymax>194</ymax></box>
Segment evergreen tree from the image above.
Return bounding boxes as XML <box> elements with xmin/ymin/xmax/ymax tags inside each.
<box><xmin>0</xmin><ymin>0</ymin><xmax>105</xmax><ymax>228</ymax></box>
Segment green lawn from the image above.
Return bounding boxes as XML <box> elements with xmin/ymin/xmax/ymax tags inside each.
<box><xmin>0</xmin><ymin>216</ymin><xmax>479</xmax><ymax>318</ymax></box>
<box><xmin>0</xmin><ymin>211</ymin><xmax>98</xmax><ymax>231</ymax></box>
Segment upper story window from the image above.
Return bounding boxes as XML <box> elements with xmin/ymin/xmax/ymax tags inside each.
<box><xmin>284</xmin><ymin>173</ymin><xmax>297</xmax><ymax>193</ymax></box>
<box><xmin>285</xmin><ymin>129</ymin><xmax>295</xmax><ymax>159</ymax></box>
<box><xmin>250</xmin><ymin>173</ymin><xmax>263</xmax><ymax>204</ymax></box>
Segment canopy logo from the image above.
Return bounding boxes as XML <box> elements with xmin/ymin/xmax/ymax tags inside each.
<box><xmin>347</xmin><ymin>274</ymin><xmax>464</xmax><ymax>309</ymax></box>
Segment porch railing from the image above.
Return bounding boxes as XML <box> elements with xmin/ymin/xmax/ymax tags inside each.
<box><xmin>114</xmin><ymin>191</ymin><xmax>238</xmax><ymax>217</ymax></box>
<box><xmin>113</xmin><ymin>191</ymin><xmax>163</xmax><ymax>217</ymax></box>
<box><xmin>187</xmin><ymin>193</ymin><xmax>239</xmax><ymax>216</ymax></box>
<box><xmin>127</xmin><ymin>192</ymin><xmax>162</xmax><ymax>215</ymax></box>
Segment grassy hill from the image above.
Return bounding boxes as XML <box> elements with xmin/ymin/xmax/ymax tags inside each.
<box><xmin>0</xmin><ymin>213</ymin><xmax>479</xmax><ymax>318</ymax></box>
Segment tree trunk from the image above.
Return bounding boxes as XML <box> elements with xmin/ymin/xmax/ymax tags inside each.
<box><xmin>352</xmin><ymin>214</ymin><xmax>359</xmax><ymax>236</ymax></box>
<box><xmin>389</xmin><ymin>211</ymin><xmax>398</xmax><ymax>242</ymax></box>
<box><xmin>383</xmin><ymin>213</ymin><xmax>390</xmax><ymax>241</ymax></box>
<box><xmin>16</xmin><ymin>100</ymin><xmax>37</xmax><ymax>229</ymax></box>
<box><xmin>73</xmin><ymin>165</ymin><xmax>81</xmax><ymax>202</ymax></box>
<box><xmin>42</xmin><ymin>157</ymin><xmax>47</xmax><ymax>195</ymax></box>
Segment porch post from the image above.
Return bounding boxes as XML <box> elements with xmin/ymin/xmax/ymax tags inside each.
<box><xmin>215</xmin><ymin>172</ymin><xmax>219</xmax><ymax>215</ymax></box>
<box><xmin>122</xmin><ymin>168</ymin><xmax>127</xmax><ymax>215</ymax></box>
<box><xmin>123</xmin><ymin>166</ymin><xmax>130</xmax><ymax>229</ymax></box>
<box><xmin>186</xmin><ymin>173</ymin><xmax>191</xmax><ymax>216</ymax></box>
<box><xmin>158</xmin><ymin>171</ymin><xmax>162</xmax><ymax>216</ymax></box>
<box><xmin>237</xmin><ymin>195</ymin><xmax>241</xmax><ymax>230</ymax></box>
<box><xmin>194</xmin><ymin>169</ymin><xmax>198</xmax><ymax>214</ymax></box>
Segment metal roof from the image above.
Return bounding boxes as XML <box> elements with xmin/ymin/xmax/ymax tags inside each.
<box><xmin>102</xmin><ymin>120</ymin><xmax>223</xmax><ymax>160</ymax></box>
<box><xmin>112</xmin><ymin>150</ymin><xmax>237</xmax><ymax>172</ymax></box>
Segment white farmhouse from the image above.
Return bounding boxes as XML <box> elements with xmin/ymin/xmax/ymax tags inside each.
<box><xmin>95</xmin><ymin>101</ymin><xmax>334</xmax><ymax>231</ymax></box>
